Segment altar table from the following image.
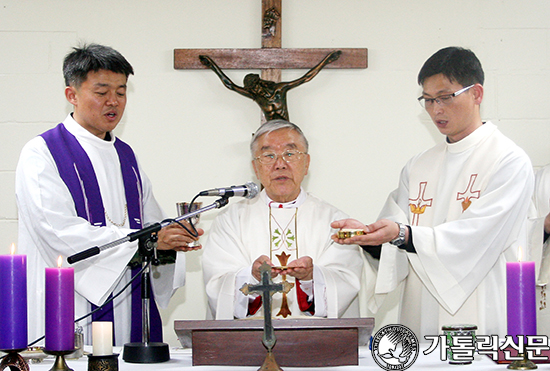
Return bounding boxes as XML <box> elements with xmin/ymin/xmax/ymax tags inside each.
<box><xmin>23</xmin><ymin>345</ymin><xmax>511</xmax><ymax>370</ymax></box>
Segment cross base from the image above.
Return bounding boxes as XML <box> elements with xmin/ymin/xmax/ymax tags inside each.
<box><xmin>259</xmin><ymin>350</ymin><xmax>283</xmax><ymax>371</ymax></box>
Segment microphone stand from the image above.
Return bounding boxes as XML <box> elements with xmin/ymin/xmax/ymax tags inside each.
<box><xmin>67</xmin><ymin>197</ymin><xmax>229</xmax><ymax>265</ymax></box>
<box><xmin>67</xmin><ymin>197</ymin><xmax>230</xmax><ymax>363</ymax></box>
<box><xmin>123</xmin><ymin>232</ymin><xmax>169</xmax><ymax>363</ymax></box>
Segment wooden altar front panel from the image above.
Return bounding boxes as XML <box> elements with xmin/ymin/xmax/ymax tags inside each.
<box><xmin>174</xmin><ymin>317</ymin><xmax>374</xmax><ymax>367</ymax></box>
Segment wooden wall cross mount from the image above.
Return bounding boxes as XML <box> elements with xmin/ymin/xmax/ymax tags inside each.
<box><xmin>174</xmin><ymin>0</ymin><xmax>368</xmax><ymax>123</ymax></box>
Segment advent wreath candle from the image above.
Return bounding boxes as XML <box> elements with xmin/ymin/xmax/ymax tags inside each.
<box><xmin>0</xmin><ymin>243</ymin><xmax>27</xmax><ymax>350</ymax></box>
<box><xmin>45</xmin><ymin>256</ymin><xmax>74</xmax><ymax>351</ymax></box>
<box><xmin>506</xmin><ymin>249</ymin><xmax>537</xmax><ymax>343</ymax></box>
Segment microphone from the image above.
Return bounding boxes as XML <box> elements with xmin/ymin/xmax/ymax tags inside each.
<box><xmin>199</xmin><ymin>181</ymin><xmax>259</xmax><ymax>199</ymax></box>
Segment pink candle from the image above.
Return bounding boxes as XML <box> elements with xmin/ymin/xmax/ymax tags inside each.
<box><xmin>45</xmin><ymin>256</ymin><xmax>74</xmax><ymax>351</ymax></box>
<box><xmin>506</xmin><ymin>251</ymin><xmax>536</xmax><ymax>342</ymax></box>
<box><xmin>0</xmin><ymin>243</ymin><xmax>27</xmax><ymax>350</ymax></box>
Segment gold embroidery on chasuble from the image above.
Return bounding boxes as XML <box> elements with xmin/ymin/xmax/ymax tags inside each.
<box><xmin>409</xmin><ymin>174</ymin><xmax>482</xmax><ymax>226</ymax></box>
<box><xmin>456</xmin><ymin>174</ymin><xmax>481</xmax><ymax>212</ymax></box>
<box><xmin>269</xmin><ymin>207</ymin><xmax>297</xmax><ymax>317</ymax></box>
<box><xmin>409</xmin><ymin>181</ymin><xmax>433</xmax><ymax>226</ymax></box>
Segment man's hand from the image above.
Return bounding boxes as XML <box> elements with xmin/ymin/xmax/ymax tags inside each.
<box><xmin>252</xmin><ymin>255</ymin><xmax>277</xmax><ymax>281</ymax></box>
<box><xmin>361</xmin><ymin>219</ymin><xmax>403</xmax><ymax>245</ymax></box>
<box><xmin>331</xmin><ymin>218</ymin><xmax>405</xmax><ymax>246</ymax></box>
<box><xmin>331</xmin><ymin>218</ymin><xmax>368</xmax><ymax>244</ymax></box>
<box><xmin>157</xmin><ymin>223</ymin><xmax>204</xmax><ymax>252</ymax></box>
<box><xmin>277</xmin><ymin>256</ymin><xmax>313</xmax><ymax>281</ymax></box>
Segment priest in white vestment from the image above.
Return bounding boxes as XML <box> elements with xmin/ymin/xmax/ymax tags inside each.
<box><xmin>530</xmin><ymin>164</ymin><xmax>550</xmax><ymax>282</ymax></box>
<box><xmin>528</xmin><ymin>164</ymin><xmax>550</xmax><ymax>330</ymax></box>
<box><xmin>202</xmin><ymin>120</ymin><xmax>364</xmax><ymax>320</ymax></box>
<box><xmin>332</xmin><ymin>47</ymin><xmax>534</xmax><ymax>338</ymax></box>
<box><xmin>16</xmin><ymin>44</ymin><xmax>202</xmax><ymax>346</ymax></box>
<box><xmin>527</xmin><ymin>164</ymin><xmax>550</xmax><ymax>336</ymax></box>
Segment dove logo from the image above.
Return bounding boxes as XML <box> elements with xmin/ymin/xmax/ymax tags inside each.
<box><xmin>371</xmin><ymin>324</ymin><xmax>419</xmax><ymax>370</ymax></box>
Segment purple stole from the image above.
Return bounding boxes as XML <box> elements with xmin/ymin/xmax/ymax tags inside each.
<box><xmin>41</xmin><ymin>123</ymin><xmax>162</xmax><ymax>343</ymax></box>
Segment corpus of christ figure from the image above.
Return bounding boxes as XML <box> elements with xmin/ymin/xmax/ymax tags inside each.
<box><xmin>199</xmin><ymin>50</ymin><xmax>341</xmax><ymax>121</ymax></box>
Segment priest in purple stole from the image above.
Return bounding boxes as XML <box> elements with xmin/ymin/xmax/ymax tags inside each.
<box><xmin>16</xmin><ymin>44</ymin><xmax>202</xmax><ymax>346</ymax></box>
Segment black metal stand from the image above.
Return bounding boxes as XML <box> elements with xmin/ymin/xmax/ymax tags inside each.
<box><xmin>67</xmin><ymin>197</ymin><xmax>229</xmax><ymax>265</ymax></box>
<box><xmin>122</xmin><ymin>234</ymin><xmax>170</xmax><ymax>364</ymax></box>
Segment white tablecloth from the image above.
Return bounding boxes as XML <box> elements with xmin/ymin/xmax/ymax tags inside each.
<box><xmin>22</xmin><ymin>345</ymin><xmax>511</xmax><ymax>370</ymax></box>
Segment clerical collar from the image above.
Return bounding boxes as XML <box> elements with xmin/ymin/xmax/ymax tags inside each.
<box><xmin>68</xmin><ymin>112</ymin><xmax>112</xmax><ymax>142</ymax></box>
<box><xmin>446</xmin><ymin>121</ymin><xmax>496</xmax><ymax>154</ymax></box>
<box><xmin>64</xmin><ymin>114</ymin><xmax>117</xmax><ymax>147</ymax></box>
<box><xmin>265</xmin><ymin>188</ymin><xmax>307</xmax><ymax>209</ymax></box>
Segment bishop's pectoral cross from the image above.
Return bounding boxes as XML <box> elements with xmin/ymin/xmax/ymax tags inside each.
<box><xmin>240</xmin><ymin>262</ymin><xmax>293</xmax><ymax>371</ymax></box>
<box><xmin>174</xmin><ymin>0</ymin><xmax>367</xmax><ymax>124</ymax></box>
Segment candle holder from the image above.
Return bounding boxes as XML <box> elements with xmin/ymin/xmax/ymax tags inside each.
<box><xmin>43</xmin><ymin>350</ymin><xmax>74</xmax><ymax>371</ymax></box>
<box><xmin>507</xmin><ymin>352</ymin><xmax>537</xmax><ymax>370</ymax></box>
<box><xmin>0</xmin><ymin>349</ymin><xmax>29</xmax><ymax>371</ymax></box>
<box><xmin>87</xmin><ymin>353</ymin><xmax>119</xmax><ymax>371</ymax></box>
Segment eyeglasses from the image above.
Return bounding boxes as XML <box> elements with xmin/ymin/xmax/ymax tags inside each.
<box><xmin>417</xmin><ymin>84</ymin><xmax>475</xmax><ymax>109</ymax></box>
<box><xmin>254</xmin><ymin>150</ymin><xmax>307</xmax><ymax>165</ymax></box>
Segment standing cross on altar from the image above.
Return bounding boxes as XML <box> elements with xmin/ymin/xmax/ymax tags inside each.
<box><xmin>240</xmin><ymin>262</ymin><xmax>293</xmax><ymax>355</ymax></box>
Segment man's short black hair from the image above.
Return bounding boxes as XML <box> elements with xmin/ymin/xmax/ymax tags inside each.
<box><xmin>63</xmin><ymin>43</ymin><xmax>134</xmax><ymax>87</ymax></box>
<box><xmin>417</xmin><ymin>47</ymin><xmax>484</xmax><ymax>87</ymax></box>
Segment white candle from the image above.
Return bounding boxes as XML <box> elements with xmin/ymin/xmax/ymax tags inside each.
<box><xmin>92</xmin><ymin>321</ymin><xmax>113</xmax><ymax>355</ymax></box>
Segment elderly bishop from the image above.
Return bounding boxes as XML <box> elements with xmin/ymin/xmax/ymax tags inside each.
<box><xmin>202</xmin><ymin>120</ymin><xmax>364</xmax><ymax>319</ymax></box>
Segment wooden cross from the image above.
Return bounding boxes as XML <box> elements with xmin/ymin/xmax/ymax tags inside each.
<box><xmin>240</xmin><ymin>263</ymin><xmax>293</xmax><ymax>370</ymax></box>
<box><xmin>174</xmin><ymin>0</ymin><xmax>367</xmax><ymax>122</ymax></box>
<box><xmin>240</xmin><ymin>262</ymin><xmax>293</xmax><ymax>350</ymax></box>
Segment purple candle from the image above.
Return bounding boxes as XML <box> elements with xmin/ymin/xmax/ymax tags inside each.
<box><xmin>0</xmin><ymin>244</ymin><xmax>27</xmax><ymax>350</ymax></box>
<box><xmin>45</xmin><ymin>256</ymin><xmax>74</xmax><ymax>351</ymax></box>
<box><xmin>506</xmin><ymin>254</ymin><xmax>537</xmax><ymax>343</ymax></box>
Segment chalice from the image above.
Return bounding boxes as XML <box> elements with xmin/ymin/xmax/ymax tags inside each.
<box><xmin>176</xmin><ymin>202</ymin><xmax>202</xmax><ymax>247</ymax></box>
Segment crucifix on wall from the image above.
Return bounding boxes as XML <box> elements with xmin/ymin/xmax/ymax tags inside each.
<box><xmin>174</xmin><ymin>0</ymin><xmax>368</xmax><ymax>124</ymax></box>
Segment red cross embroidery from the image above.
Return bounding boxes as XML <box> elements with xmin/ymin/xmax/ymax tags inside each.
<box><xmin>456</xmin><ymin>174</ymin><xmax>481</xmax><ymax>212</ymax></box>
<box><xmin>409</xmin><ymin>182</ymin><xmax>433</xmax><ymax>226</ymax></box>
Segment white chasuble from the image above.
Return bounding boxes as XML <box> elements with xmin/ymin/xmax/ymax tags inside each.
<box><xmin>202</xmin><ymin>189</ymin><xmax>364</xmax><ymax>320</ymax></box>
<box><xmin>374</xmin><ymin>122</ymin><xmax>534</xmax><ymax>338</ymax></box>
<box><xmin>529</xmin><ymin>164</ymin><xmax>550</xmax><ymax>336</ymax></box>
<box><xmin>530</xmin><ymin>165</ymin><xmax>550</xmax><ymax>283</ymax></box>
